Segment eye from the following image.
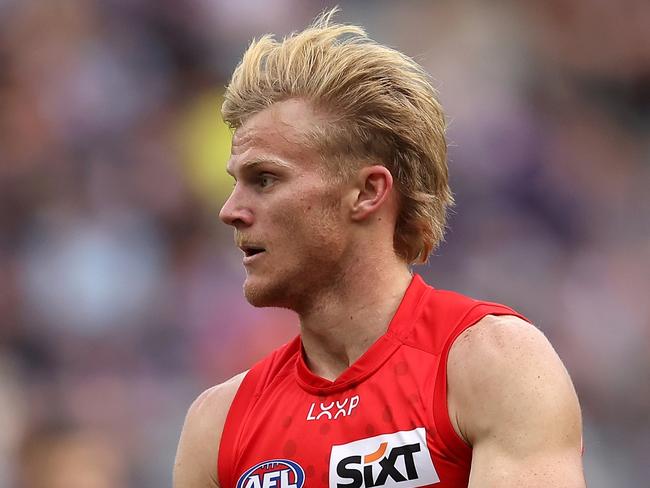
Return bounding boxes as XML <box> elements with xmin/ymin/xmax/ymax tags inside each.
<box><xmin>258</xmin><ymin>173</ymin><xmax>275</xmax><ymax>189</ymax></box>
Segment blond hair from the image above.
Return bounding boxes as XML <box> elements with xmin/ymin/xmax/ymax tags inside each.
<box><xmin>222</xmin><ymin>8</ymin><xmax>453</xmax><ymax>264</ymax></box>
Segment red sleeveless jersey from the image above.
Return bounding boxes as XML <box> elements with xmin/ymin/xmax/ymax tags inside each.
<box><xmin>218</xmin><ymin>275</ymin><xmax>527</xmax><ymax>488</ymax></box>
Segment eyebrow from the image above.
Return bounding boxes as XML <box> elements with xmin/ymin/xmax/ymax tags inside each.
<box><xmin>226</xmin><ymin>156</ymin><xmax>293</xmax><ymax>177</ymax></box>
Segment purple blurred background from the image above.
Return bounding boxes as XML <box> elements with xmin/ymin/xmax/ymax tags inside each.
<box><xmin>0</xmin><ymin>1</ymin><xmax>648</xmax><ymax>487</ymax></box>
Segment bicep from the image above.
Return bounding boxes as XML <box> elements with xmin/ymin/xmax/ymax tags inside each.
<box><xmin>174</xmin><ymin>373</ymin><xmax>246</xmax><ymax>488</ymax></box>
<box><xmin>469</xmin><ymin>443</ymin><xmax>584</xmax><ymax>487</ymax></box>
<box><xmin>449</xmin><ymin>316</ymin><xmax>585</xmax><ymax>488</ymax></box>
<box><xmin>174</xmin><ymin>389</ymin><xmax>222</xmax><ymax>488</ymax></box>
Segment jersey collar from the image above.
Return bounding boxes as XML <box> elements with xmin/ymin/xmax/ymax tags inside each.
<box><xmin>295</xmin><ymin>274</ymin><xmax>431</xmax><ymax>394</ymax></box>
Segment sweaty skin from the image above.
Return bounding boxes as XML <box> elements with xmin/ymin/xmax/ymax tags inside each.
<box><xmin>173</xmin><ymin>99</ymin><xmax>585</xmax><ymax>488</ymax></box>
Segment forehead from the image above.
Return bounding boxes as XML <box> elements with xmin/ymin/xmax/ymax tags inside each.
<box><xmin>230</xmin><ymin>99</ymin><xmax>324</xmax><ymax>165</ymax></box>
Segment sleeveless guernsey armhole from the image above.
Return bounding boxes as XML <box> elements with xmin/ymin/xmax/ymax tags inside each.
<box><xmin>432</xmin><ymin>303</ymin><xmax>530</xmax><ymax>460</ymax></box>
<box><xmin>217</xmin><ymin>364</ymin><xmax>266</xmax><ymax>488</ymax></box>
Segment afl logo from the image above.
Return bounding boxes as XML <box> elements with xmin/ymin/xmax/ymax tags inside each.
<box><xmin>236</xmin><ymin>459</ymin><xmax>305</xmax><ymax>488</ymax></box>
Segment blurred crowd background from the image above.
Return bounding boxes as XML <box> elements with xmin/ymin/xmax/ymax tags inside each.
<box><xmin>0</xmin><ymin>0</ymin><xmax>648</xmax><ymax>486</ymax></box>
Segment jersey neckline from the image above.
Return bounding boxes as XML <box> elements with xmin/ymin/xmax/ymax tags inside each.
<box><xmin>295</xmin><ymin>274</ymin><xmax>431</xmax><ymax>395</ymax></box>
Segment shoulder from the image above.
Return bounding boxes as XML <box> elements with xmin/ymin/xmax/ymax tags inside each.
<box><xmin>447</xmin><ymin>314</ymin><xmax>582</xmax><ymax>448</ymax></box>
<box><xmin>448</xmin><ymin>314</ymin><xmax>565</xmax><ymax>389</ymax></box>
<box><xmin>173</xmin><ymin>371</ymin><xmax>248</xmax><ymax>488</ymax></box>
<box><xmin>449</xmin><ymin>314</ymin><xmax>553</xmax><ymax>378</ymax></box>
<box><xmin>191</xmin><ymin>371</ymin><xmax>248</xmax><ymax>420</ymax></box>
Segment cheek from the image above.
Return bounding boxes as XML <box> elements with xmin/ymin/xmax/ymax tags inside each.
<box><xmin>267</xmin><ymin>183</ymin><xmax>346</xmax><ymax>254</ymax></box>
<box><xmin>297</xmin><ymin>202</ymin><xmax>345</xmax><ymax>252</ymax></box>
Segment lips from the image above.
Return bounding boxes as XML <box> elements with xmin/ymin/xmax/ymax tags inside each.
<box><xmin>239</xmin><ymin>244</ymin><xmax>266</xmax><ymax>265</ymax></box>
<box><xmin>241</xmin><ymin>246</ymin><xmax>265</xmax><ymax>257</ymax></box>
<box><xmin>243</xmin><ymin>250</ymin><xmax>265</xmax><ymax>265</ymax></box>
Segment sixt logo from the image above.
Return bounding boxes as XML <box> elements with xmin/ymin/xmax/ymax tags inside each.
<box><xmin>236</xmin><ymin>459</ymin><xmax>305</xmax><ymax>488</ymax></box>
<box><xmin>329</xmin><ymin>428</ymin><xmax>440</xmax><ymax>487</ymax></box>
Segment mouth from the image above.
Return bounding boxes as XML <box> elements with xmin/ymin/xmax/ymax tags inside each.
<box><xmin>240</xmin><ymin>245</ymin><xmax>266</xmax><ymax>264</ymax></box>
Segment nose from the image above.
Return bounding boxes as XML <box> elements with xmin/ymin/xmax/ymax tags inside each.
<box><xmin>219</xmin><ymin>187</ymin><xmax>253</xmax><ymax>228</ymax></box>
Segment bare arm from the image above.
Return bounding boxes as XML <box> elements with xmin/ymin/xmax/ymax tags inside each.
<box><xmin>447</xmin><ymin>315</ymin><xmax>585</xmax><ymax>488</ymax></box>
<box><xmin>173</xmin><ymin>372</ymin><xmax>247</xmax><ymax>488</ymax></box>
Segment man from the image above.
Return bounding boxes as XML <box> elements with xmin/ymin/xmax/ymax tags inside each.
<box><xmin>174</xmin><ymin>10</ymin><xmax>585</xmax><ymax>488</ymax></box>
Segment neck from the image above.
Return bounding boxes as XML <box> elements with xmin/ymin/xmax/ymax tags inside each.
<box><xmin>298</xmin><ymin>257</ymin><xmax>413</xmax><ymax>381</ymax></box>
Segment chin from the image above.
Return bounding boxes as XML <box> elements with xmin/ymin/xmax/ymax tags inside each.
<box><xmin>243</xmin><ymin>276</ymin><xmax>292</xmax><ymax>309</ymax></box>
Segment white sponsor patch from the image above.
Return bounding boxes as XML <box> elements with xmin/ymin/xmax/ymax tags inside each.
<box><xmin>329</xmin><ymin>427</ymin><xmax>440</xmax><ymax>487</ymax></box>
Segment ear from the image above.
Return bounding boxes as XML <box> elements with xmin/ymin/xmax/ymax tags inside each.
<box><xmin>349</xmin><ymin>165</ymin><xmax>394</xmax><ymax>222</ymax></box>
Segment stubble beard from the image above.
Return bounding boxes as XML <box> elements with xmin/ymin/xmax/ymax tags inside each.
<box><xmin>243</xmin><ymin>260</ymin><xmax>344</xmax><ymax>312</ymax></box>
<box><xmin>243</xmin><ymin>188</ymin><xmax>347</xmax><ymax>311</ymax></box>
<box><xmin>242</xmin><ymin>240</ymin><xmax>347</xmax><ymax>313</ymax></box>
<box><xmin>243</xmin><ymin>273</ymin><xmax>291</xmax><ymax>309</ymax></box>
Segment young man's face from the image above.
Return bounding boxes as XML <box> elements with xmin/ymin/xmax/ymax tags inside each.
<box><xmin>220</xmin><ymin>99</ymin><xmax>352</xmax><ymax>310</ymax></box>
